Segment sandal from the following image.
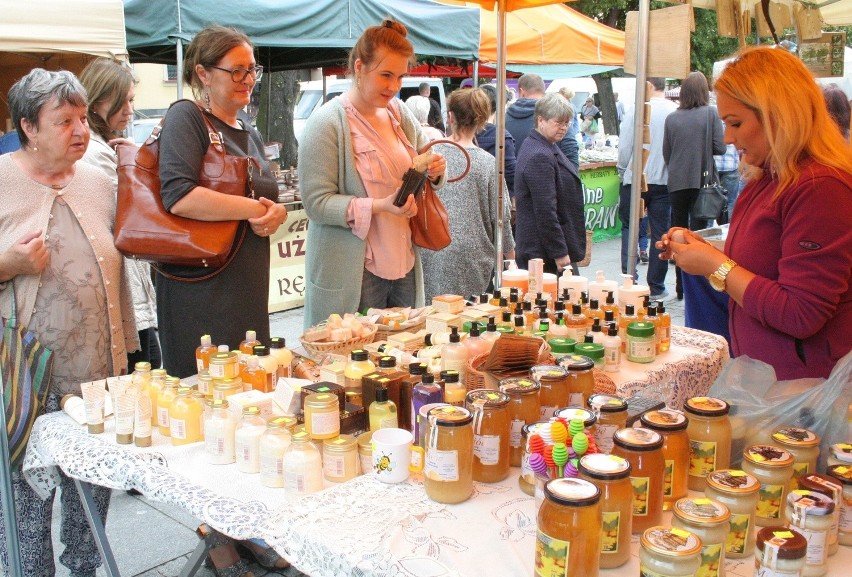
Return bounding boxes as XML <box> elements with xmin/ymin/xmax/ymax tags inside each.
<box><xmin>196</xmin><ymin>524</ymin><xmax>255</xmax><ymax>577</ymax></box>
<box><xmin>237</xmin><ymin>540</ymin><xmax>290</xmax><ymax>570</ymax></box>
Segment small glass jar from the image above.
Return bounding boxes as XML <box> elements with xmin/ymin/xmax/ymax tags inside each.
<box><xmin>798</xmin><ymin>473</ymin><xmax>843</xmax><ymax>556</ymax></box>
<box><xmin>196</xmin><ymin>372</ymin><xmax>214</xmax><ymax>397</ymax></box>
<box><xmin>704</xmin><ymin>469</ymin><xmax>761</xmax><ymax>559</ymax></box>
<box><xmin>611</xmin><ymin>427</ymin><xmax>665</xmax><ymax>534</ymax></box>
<box><xmin>519</xmin><ymin>421</ymin><xmax>551</xmax><ymax>496</ymax></box>
<box><xmin>204</xmin><ymin>399</ymin><xmax>236</xmax><ymax>465</ymax></box>
<box><xmin>535</xmin><ymin>478</ymin><xmax>602</xmax><ymax>577</ymax></box>
<box><xmin>578</xmin><ymin>453</ymin><xmax>633</xmax><ymax>569</ymax></box>
<box><xmin>323</xmin><ymin>434</ymin><xmax>359</xmax><ymax>483</ymax></box>
<box><xmin>466</xmin><ymin>389</ymin><xmax>511</xmax><ymax>483</ymax></box>
<box><xmin>499</xmin><ymin>377</ymin><xmax>541</xmax><ymax>467</ymax></box>
<box><xmin>423</xmin><ymin>405</ymin><xmax>474</xmax><ymax>504</ymax></box>
<box><xmin>283</xmin><ymin>430</ymin><xmax>323</xmax><ymax>501</ymax></box>
<box><xmin>529</xmin><ymin>364</ymin><xmax>570</xmax><ymax>419</ymax></box>
<box><xmin>557</xmin><ymin>355</ymin><xmax>596</xmax><ymax>408</ymax></box>
<box><xmin>641</xmin><ymin>408</ymin><xmax>690</xmax><ymax>511</ymax></box>
<box><xmin>212</xmin><ymin>377</ymin><xmax>243</xmax><ymax>401</ymax></box>
<box><xmin>208</xmin><ymin>350</ymin><xmax>239</xmax><ymax>379</ymax></box>
<box><xmin>356</xmin><ymin>431</ymin><xmax>373</xmax><ymax>476</ymax></box>
<box><xmin>771</xmin><ymin>427</ymin><xmax>821</xmax><ymax>483</ymax></box>
<box><xmin>235</xmin><ymin>406</ymin><xmax>266</xmax><ymax>474</ymax></box>
<box><xmin>755</xmin><ymin>527</ymin><xmax>808</xmax><ymax>576</ymax></box>
<box><xmin>685</xmin><ymin>396</ymin><xmax>732</xmax><ymax>491</ymax></box>
<box><xmin>826</xmin><ymin>464</ymin><xmax>852</xmax><ymax>547</ymax></box>
<box><xmin>587</xmin><ymin>394</ymin><xmax>628</xmax><ymax>454</ymax></box>
<box><xmin>304</xmin><ymin>392</ymin><xmax>340</xmax><ymax>440</ymax></box>
<box><xmin>259</xmin><ymin>418</ymin><xmax>292</xmax><ymax>488</ymax></box>
<box><xmin>742</xmin><ymin>444</ymin><xmax>795</xmax><ymax>528</ymax></box>
<box><xmin>671</xmin><ymin>497</ymin><xmax>731</xmax><ymax>577</ymax></box>
<box><xmin>626</xmin><ymin>321</ymin><xmax>656</xmax><ymax>363</ymax></box>
<box><xmin>827</xmin><ymin>443</ymin><xmax>852</xmax><ymax>468</ymax></box>
<box><xmin>785</xmin><ymin>490</ymin><xmax>834</xmax><ymax>576</ymax></box>
<box><xmin>639</xmin><ymin>526</ymin><xmax>702</xmax><ymax>577</ymax></box>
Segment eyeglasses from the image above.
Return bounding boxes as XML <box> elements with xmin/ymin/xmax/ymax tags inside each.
<box><xmin>207</xmin><ymin>65</ymin><xmax>263</xmax><ymax>83</ymax></box>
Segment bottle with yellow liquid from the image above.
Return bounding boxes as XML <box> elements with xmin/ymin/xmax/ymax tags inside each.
<box><xmin>157</xmin><ymin>376</ymin><xmax>180</xmax><ymax>437</ymax></box>
<box><xmin>253</xmin><ymin>345</ymin><xmax>278</xmax><ymax>392</ymax></box>
<box><xmin>195</xmin><ymin>334</ymin><xmax>215</xmax><ymax>374</ymax></box>
<box><xmin>368</xmin><ymin>386</ymin><xmax>399</xmax><ymax>431</ymax></box>
<box><xmin>656</xmin><ymin>301</ymin><xmax>671</xmax><ymax>353</ymax></box>
<box><xmin>148</xmin><ymin>369</ymin><xmax>167</xmax><ymax>426</ymax></box>
<box><xmin>268</xmin><ymin>337</ymin><xmax>293</xmax><ymax>379</ymax></box>
<box><xmin>241</xmin><ymin>355</ymin><xmax>268</xmax><ymax>393</ymax></box>
<box><xmin>566</xmin><ymin>303</ymin><xmax>588</xmax><ymax>343</ymax></box>
<box><xmin>169</xmin><ymin>386</ymin><xmax>203</xmax><ymax>445</ymax></box>
<box><xmin>618</xmin><ymin>304</ymin><xmax>639</xmax><ymax>353</ymax></box>
<box><xmin>644</xmin><ymin>305</ymin><xmax>662</xmax><ymax>354</ymax></box>
<box><xmin>601</xmin><ymin>290</ymin><xmax>619</xmax><ymax>323</ymax></box>
<box><xmin>239</xmin><ymin>330</ymin><xmax>260</xmax><ymax>364</ymax></box>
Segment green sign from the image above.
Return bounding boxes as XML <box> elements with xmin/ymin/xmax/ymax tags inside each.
<box><xmin>580</xmin><ymin>165</ymin><xmax>622</xmax><ymax>242</ymax></box>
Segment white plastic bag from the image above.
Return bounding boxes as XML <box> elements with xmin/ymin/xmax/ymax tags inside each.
<box><xmin>709</xmin><ymin>351</ymin><xmax>852</xmax><ymax>470</ymax></box>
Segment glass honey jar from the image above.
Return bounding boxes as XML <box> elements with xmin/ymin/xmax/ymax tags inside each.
<box><xmin>578</xmin><ymin>453</ymin><xmax>633</xmax><ymax>569</ymax></box>
<box><xmin>798</xmin><ymin>473</ymin><xmax>843</xmax><ymax>556</ymax></box>
<box><xmin>770</xmin><ymin>426</ymin><xmax>821</xmax><ymax>483</ymax></box>
<box><xmin>357</xmin><ymin>431</ymin><xmax>373</xmax><ymax>476</ymax></box>
<box><xmin>704</xmin><ymin>469</ymin><xmax>761</xmax><ymax>559</ymax></box>
<box><xmin>535</xmin><ymin>478</ymin><xmax>602</xmax><ymax>577</ymax></box>
<box><xmin>424</xmin><ymin>405</ymin><xmax>474</xmax><ymax>504</ymax></box>
<box><xmin>754</xmin><ymin>527</ymin><xmax>807</xmax><ymax>577</ymax></box>
<box><xmin>499</xmin><ymin>377</ymin><xmax>541</xmax><ymax>467</ymax></box>
<box><xmin>323</xmin><ymin>434</ymin><xmax>359</xmax><ymax>483</ymax></box>
<box><xmin>529</xmin><ymin>364</ymin><xmax>570</xmax><ymax>420</ymax></box>
<box><xmin>639</xmin><ymin>526</ymin><xmax>702</xmax><ymax>577</ymax></box>
<box><xmin>466</xmin><ymin>389</ymin><xmax>511</xmax><ymax>483</ymax></box>
<box><xmin>212</xmin><ymin>377</ymin><xmax>243</xmax><ymax>401</ymax></box>
<box><xmin>587</xmin><ymin>393</ymin><xmax>628</xmax><ymax>455</ymax></box>
<box><xmin>742</xmin><ymin>444</ymin><xmax>795</xmax><ymax>528</ymax></box>
<box><xmin>558</xmin><ymin>354</ymin><xmax>595</xmax><ymax>408</ymax></box>
<box><xmin>826</xmin><ymin>464</ymin><xmax>852</xmax><ymax>547</ymax></box>
<box><xmin>784</xmin><ymin>490</ymin><xmax>834</xmax><ymax>577</ymax></box>
<box><xmin>208</xmin><ymin>350</ymin><xmax>239</xmax><ymax>379</ymax></box>
<box><xmin>685</xmin><ymin>396</ymin><xmax>731</xmax><ymax>491</ymax></box>
<box><xmin>611</xmin><ymin>427</ymin><xmax>665</xmax><ymax>534</ymax></box>
<box><xmin>671</xmin><ymin>497</ymin><xmax>731</xmax><ymax>577</ymax></box>
<box><xmin>641</xmin><ymin>408</ymin><xmax>690</xmax><ymax>511</ymax></box>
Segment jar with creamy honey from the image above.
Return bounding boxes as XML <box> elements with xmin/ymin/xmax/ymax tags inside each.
<box><xmin>259</xmin><ymin>417</ymin><xmax>292</xmax><ymax>488</ymax></box>
<box><xmin>685</xmin><ymin>396</ymin><xmax>731</xmax><ymax>491</ymax></box>
<box><xmin>558</xmin><ymin>354</ymin><xmax>596</xmax><ymax>408</ymax></box>
<box><xmin>424</xmin><ymin>405</ymin><xmax>474</xmax><ymax>504</ymax></box>
<box><xmin>826</xmin><ymin>464</ymin><xmax>852</xmax><ymax>547</ymax></box>
<box><xmin>587</xmin><ymin>394</ymin><xmax>628</xmax><ymax>455</ymax></box>
<box><xmin>785</xmin><ymin>490</ymin><xmax>834</xmax><ymax>577</ymax></box>
<box><xmin>499</xmin><ymin>377</ymin><xmax>541</xmax><ymax>467</ymax></box>
<box><xmin>530</xmin><ymin>364</ymin><xmax>569</xmax><ymax>419</ymax></box>
<box><xmin>671</xmin><ymin>497</ymin><xmax>731</xmax><ymax>577</ymax></box>
<box><xmin>798</xmin><ymin>473</ymin><xmax>842</xmax><ymax>556</ymax></box>
<box><xmin>212</xmin><ymin>377</ymin><xmax>243</xmax><ymax>401</ymax></box>
<box><xmin>639</xmin><ymin>526</ymin><xmax>702</xmax><ymax>577</ymax></box>
<box><xmin>578</xmin><ymin>453</ymin><xmax>633</xmax><ymax>569</ymax></box>
<box><xmin>304</xmin><ymin>392</ymin><xmax>340</xmax><ymax>440</ymax></box>
<box><xmin>323</xmin><ymin>434</ymin><xmax>359</xmax><ymax>483</ymax></box>
<box><xmin>466</xmin><ymin>389</ymin><xmax>511</xmax><ymax>483</ymax></box>
<box><xmin>755</xmin><ymin>527</ymin><xmax>807</xmax><ymax>576</ymax></box>
<box><xmin>611</xmin><ymin>427</ymin><xmax>665</xmax><ymax>534</ymax></box>
<box><xmin>742</xmin><ymin>444</ymin><xmax>795</xmax><ymax>528</ymax></box>
<box><xmin>356</xmin><ymin>431</ymin><xmax>373</xmax><ymax>476</ymax></box>
<box><xmin>704</xmin><ymin>469</ymin><xmax>761</xmax><ymax>558</ymax></box>
<box><xmin>641</xmin><ymin>408</ymin><xmax>690</xmax><ymax>511</ymax></box>
<box><xmin>535</xmin><ymin>478</ymin><xmax>602</xmax><ymax>577</ymax></box>
<box><xmin>771</xmin><ymin>427</ymin><xmax>821</xmax><ymax>483</ymax></box>
<box><xmin>208</xmin><ymin>350</ymin><xmax>239</xmax><ymax>379</ymax></box>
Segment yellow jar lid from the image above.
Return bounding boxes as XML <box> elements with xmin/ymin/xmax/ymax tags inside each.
<box><xmin>673</xmin><ymin>497</ymin><xmax>731</xmax><ymax>525</ymax></box>
<box><xmin>771</xmin><ymin>427</ymin><xmax>820</xmax><ymax>447</ymax></box>
<box><xmin>705</xmin><ymin>469</ymin><xmax>761</xmax><ymax>494</ymax></box>
<box><xmin>529</xmin><ymin>364</ymin><xmax>568</xmax><ymax>379</ymax></box>
<box><xmin>641</xmin><ymin>526</ymin><xmax>702</xmax><ymax>557</ymax></box>
<box><xmin>210</xmin><ymin>351</ymin><xmax>238</xmax><ymax>363</ymax></box>
<box><xmin>209</xmin><ymin>399</ymin><xmax>229</xmax><ymax>409</ymax></box>
<box><xmin>588</xmin><ymin>394</ymin><xmax>627</xmax><ymax>413</ymax></box>
<box><xmin>267</xmin><ymin>416</ymin><xmax>297</xmax><ymax>430</ymax></box>
<box><xmin>743</xmin><ymin>444</ymin><xmax>794</xmax><ymax>467</ymax></box>
<box><xmin>242</xmin><ymin>406</ymin><xmax>261</xmax><ymax>416</ymax></box>
<box><xmin>553</xmin><ymin>407</ymin><xmax>597</xmax><ymax>428</ymax></box>
<box><xmin>305</xmin><ymin>392</ymin><xmax>339</xmax><ymax>408</ymax></box>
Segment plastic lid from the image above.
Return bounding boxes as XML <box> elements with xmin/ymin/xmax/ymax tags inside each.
<box><xmin>242</xmin><ymin>406</ymin><xmax>261</xmax><ymax>416</ymax></box>
<box><xmin>466</xmin><ymin>389</ymin><xmax>510</xmax><ymax>409</ymax></box>
<box><xmin>210</xmin><ymin>399</ymin><xmax>230</xmax><ymax>409</ymax></box>
<box><xmin>305</xmin><ymin>393</ymin><xmax>339</xmax><ymax>408</ymax></box>
<box><xmin>771</xmin><ymin>427</ymin><xmax>820</xmax><ymax>448</ymax></box>
<box><xmin>245</xmin><ymin>330</ymin><xmax>257</xmax><ymax>340</ymax></box>
<box><xmin>578</xmin><ymin>453</ymin><xmax>631</xmax><ymax>480</ymax></box>
<box><xmin>164</xmin><ymin>376</ymin><xmax>181</xmax><ymax>387</ymax></box>
<box><xmin>558</xmin><ymin>354</ymin><xmax>594</xmax><ymax>371</ymax></box>
<box><xmin>829</xmin><ymin>443</ymin><xmax>852</xmax><ymax>464</ymax></box>
<box><xmin>502</xmin><ymin>310</ymin><xmax>512</xmax><ymax>322</ymax></box>
<box><xmin>134</xmin><ymin>361</ymin><xmax>152</xmax><ymax>371</ymax></box>
<box><xmin>420</xmin><ymin>373</ymin><xmax>435</xmax><ymax>384</ymax></box>
<box><xmin>607</xmin><ymin>323</ymin><xmax>618</xmax><ymax>337</ymax></box>
<box><xmin>440</xmin><ymin>370</ymin><xmax>460</xmax><ymax>383</ymax></box>
<box><xmin>449</xmin><ymin>326</ymin><xmax>460</xmax><ymax>343</ymax></box>
<box><xmin>267</xmin><ymin>416</ymin><xmax>295</xmax><ymax>429</ymax></box>
<box><xmin>605</xmin><ymin>290</ymin><xmax>615</xmax><ymax>304</ymax></box>
<box><xmin>604</xmin><ymin>310</ymin><xmax>614</xmax><ymax>323</ymax></box>
<box><xmin>743</xmin><ymin>445</ymin><xmax>794</xmax><ymax>467</ymax></box>
<box><xmin>408</xmin><ymin>362</ymin><xmax>428</xmax><ymax>375</ymax></box>
<box><xmin>350</xmin><ymin>349</ymin><xmax>368</xmax><ymax>361</ymax></box>
<box><xmin>200</xmin><ymin>334</ymin><xmax>212</xmax><ymax>346</ymax></box>
<box><xmin>572</xmin><ymin>303</ymin><xmax>582</xmax><ymax>315</ymax></box>
<box><xmin>375</xmin><ymin>387</ymin><xmax>389</xmax><ymax>403</ymax></box>
<box><xmin>673</xmin><ymin>497</ymin><xmax>730</xmax><ymax>525</ymax></box>
<box><xmin>657</xmin><ymin>302</ymin><xmax>666</xmax><ymax>314</ymax></box>
<box><xmin>625</xmin><ymin>304</ymin><xmax>635</xmax><ymax>315</ymax></box>
<box><xmin>324</xmin><ymin>434</ymin><xmax>357</xmax><ymax>451</ymax></box>
<box><xmin>646</xmin><ymin>305</ymin><xmax>658</xmax><ymax>316</ymax></box>
<box><xmin>706</xmin><ymin>469</ymin><xmax>761</xmax><ymax>494</ymax></box>
<box><xmin>217</xmin><ymin>344</ymin><xmax>230</xmax><ymax>352</ymax></box>
<box><xmin>574</xmin><ymin>343</ymin><xmax>604</xmax><ymax>360</ymax></box>
<box><xmin>378</xmin><ymin>356</ymin><xmax>396</xmax><ymax>368</ymax></box>
<box><xmin>514</xmin><ymin>315</ymin><xmax>525</xmax><ymax>327</ymax></box>
<box><xmin>499</xmin><ymin>377</ymin><xmax>541</xmax><ymax>396</ymax></box>
<box><xmin>427</xmin><ymin>405</ymin><xmax>473</xmax><ymax>427</ymax></box>
<box><xmin>684</xmin><ymin>396</ymin><xmax>730</xmax><ymax>416</ymax></box>
<box><xmin>591</xmin><ymin>319</ymin><xmax>602</xmax><ymax>332</ymax></box>
<box><xmin>827</xmin><ymin>465</ymin><xmax>852</xmax><ymax>485</ymax></box>
<box><xmin>470</xmin><ymin>323</ymin><xmax>481</xmax><ymax>337</ymax></box>
<box><xmin>755</xmin><ymin>528</ymin><xmax>808</xmax><ymax>560</ymax></box>
<box><xmin>641</xmin><ymin>409</ymin><xmax>688</xmax><ymax>431</ymax></box>
<box><xmin>583</xmin><ymin>334</ymin><xmax>594</xmax><ymax>344</ymax></box>
<box><xmin>588</xmin><ymin>394</ymin><xmax>628</xmax><ymax>413</ymax></box>
<box><xmin>589</xmin><ymin>298</ymin><xmax>599</xmax><ymax>309</ymax></box>
<box><xmin>544</xmin><ymin>478</ymin><xmax>601</xmax><ymax>507</ymax></box>
<box><xmin>253</xmin><ymin>345</ymin><xmax>269</xmax><ymax>357</ymax></box>
<box><xmin>530</xmin><ymin>364</ymin><xmax>568</xmax><ymax>380</ymax></box>
<box><xmin>270</xmin><ymin>337</ymin><xmax>286</xmax><ymax>349</ymax></box>
<box><xmin>626</xmin><ymin>321</ymin><xmax>655</xmax><ymax>337</ymax></box>
<box><xmin>548</xmin><ymin>337</ymin><xmax>576</xmax><ymax>354</ymax></box>
<box><xmin>486</xmin><ymin>317</ymin><xmax>497</xmax><ymax>331</ymax></box>
<box><xmin>479</xmin><ymin>292</ymin><xmax>490</xmax><ymax>304</ymax></box>
<box><xmin>246</xmin><ymin>355</ymin><xmax>260</xmax><ymax>368</ymax></box>
<box><xmin>798</xmin><ymin>473</ymin><xmax>843</xmax><ymax>498</ymax></box>
<box><xmin>641</xmin><ymin>527</ymin><xmax>702</xmax><ymax>557</ymax></box>
<box><xmin>787</xmin><ymin>490</ymin><xmax>834</xmax><ymax>515</ymax></box>
<box><xmin>613</xmin><ymin>427</ymin><xmax>664</xmax><ymax>451</ymax></box>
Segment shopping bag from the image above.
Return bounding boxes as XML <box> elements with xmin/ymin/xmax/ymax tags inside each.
<box><xmin>1</xmin><ymin>284</ymin><xmax>54</xmax><ymax>468</ymax></box>
<box><xmin>709</xmin><ymin>351</ymin><xmax>852</xmax><ymax>471</ymax></box>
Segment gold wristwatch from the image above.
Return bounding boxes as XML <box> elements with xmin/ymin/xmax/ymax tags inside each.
<box><xmin>708</xmin><ymin>258</ymin><xmax>738</xmax><ymax>292</ymax></box>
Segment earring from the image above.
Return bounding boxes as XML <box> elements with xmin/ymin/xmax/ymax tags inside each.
<box><xmin>203</xmin><ymin>87</ymin><xmax>211</xmax><ymax>112</ymax></box>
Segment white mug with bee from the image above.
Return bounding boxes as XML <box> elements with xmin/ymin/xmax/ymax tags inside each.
<box><xmin>371</xmin><ymin>428</ymin><xmax>424</xmax><ymax>484</ymax></box>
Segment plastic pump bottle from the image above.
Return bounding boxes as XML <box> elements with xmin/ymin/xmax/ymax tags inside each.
<box><xmin>441</xmin><ymin>327</ymin><xmax>468</xmax><ymax>380</ymax></box>
<box><xmin>465</xmin><ymin>323</ymin><xmax>491</xmax><ymax>359</ymax></box>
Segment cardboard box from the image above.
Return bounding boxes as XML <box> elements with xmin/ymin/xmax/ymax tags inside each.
<box><xmin>431</xmin><ymin>294</ymin><xmax>465</xmax><ymax>314</ymax></box>
<box><xmin>300</xmin><ymin>381</ymin><xmax>346</xmax><ymax>412</ymax></box>
<box><xmin>319</xmin><ymin>361</ymin><xmax>346</xmax><ymax>386</ymax></box>
<box><xmin>271</xmin><ymin>377</ymin><xmax>313</xmax><ymax>415</ymax></box>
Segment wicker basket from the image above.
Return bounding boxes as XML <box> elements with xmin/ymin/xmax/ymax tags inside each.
<box><xmin>299</xmin><ymin>323</ymin><xmax>378</xmax><ymax>359</ymax></box>
<box><xmin>465</xmin><ymin>338</ymin><xmax>552</xmax><ymax>392</ymax></box>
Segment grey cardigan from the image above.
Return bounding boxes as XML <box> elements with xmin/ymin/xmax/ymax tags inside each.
<box><xmin>662</xmin><ymin>105</ymin><xmax>726</xmax><ymax>192</ymax></box>
<box><xmin>298</xmin><ymin>97</ymin><xmax>443</xmax><ymax>328</ymax></box>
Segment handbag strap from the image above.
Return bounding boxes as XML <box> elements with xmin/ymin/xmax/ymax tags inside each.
<box><xmin>420</xmin><ymin>139</ymin><xmax>471</xmax><ymax>182</ymax></box>
<box><xmin>703</xmin><ymin>107</ymin><xmax>719</xmax><ymax>187</ymax></box>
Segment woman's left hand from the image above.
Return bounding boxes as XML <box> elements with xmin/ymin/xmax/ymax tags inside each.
<box><xmin>664</xmin><ymin>230</ymin><xmax>727</xmax><ymax>276</ymax></box>
<box><xmin>248</xmin><ymin>197</ymin><xmax>288</xmax><ymax>237</ymax></box>
<box><xmin>426</xmin><ymin>152</ymin><xmax>446</xmax><ymax>182</ymax></box>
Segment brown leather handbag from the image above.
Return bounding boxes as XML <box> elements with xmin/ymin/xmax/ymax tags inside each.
<box><xmin>409</xmin><ymin>139</ymin><xmax>470</xmax><ymax>251</ymax></box>
<box><xmin>114</xmin><ymin>100</ymin><xmax>256</xmax><ymax>279</ymax></box>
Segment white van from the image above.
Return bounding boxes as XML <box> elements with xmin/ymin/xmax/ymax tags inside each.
<box><xmin>293</xmin><ymin>76</ymin><xmax>446</xmax><ymax>142</ymax></box>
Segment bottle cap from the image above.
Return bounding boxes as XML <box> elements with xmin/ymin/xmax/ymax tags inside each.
<box><xmin>584</xmin><ymin>334</ymin><xmax>594</xmax><ymax>343</ymax></box>
<box><xmin>440</xmin><ymin>370</ymin><xmax>460</xmax><ymax>383</ymax></box>
<box><xmin>647</xmin><ymin>305</ymin><xmax>658</xmax><ymax>316</ymax></box>
<box><xmin>486</xmin><ymin>316</ymin><xmax>497</xmax><ymax>331</ymax></box>
<box><xmin>590</xmin><ymin>298</ymin><xmax>599</xmax><ymax>309</ymax></box>
<box><xmin>605</xmin><ymin>290</ymin><xmax>615</xmax><ymax>304</ymax></box>
<box><xmin>253</xmin><ymin>345</ymin><xmax>269</xmax><ymax>357</ymax></box>
<box><xmin>270</xmin><ymin>337</ymin><xmax>286</xmax><ymax>349</ymax></box>
<box><xmin>245</xmin><ymin>330</ymin><xmax>256</xmax><ymax>341</ymax></box>
<box><xmin>604</xmin><ymin>309</ymin><xmax>614</xmax><ymax>322</ymax></box>
<box><xmin>247</xmin><ymin>355</ymin><xmax>260</xmax><ymax>368</ymax></box>
<box><xmin>449</xmin><ymin>326</ymin><xmax>460</xmax><ymax>343</ymax></box>
<box><xmin>350</xmin><ymin>349</ymin><xmax>369</xmax><ymax>361</ymax></box>
<box><xmin>514</xmin><ymin>315</ymin><xmax>525</xmax><ymax>327</ymax></box>
<box><xmin>469</xmin><ymin>323</ymin><xmax>481</xmax><ymax>337</ymax></box>
<box><xmin>591</xmin><ymin>319</ymin><xmax>601</xmax><ymax>332</ymax></box>
<box><xmin>625</xmin><ymin>304</ymin><xmax>635</xmax><ymax>316</ymax></box>
<box><xmin>554</xmin><ymin>300</ymin><xmax>565</xmax><ymax>312</ymax></box>
<box><xmin>378</xmin><ymin>356</ymin><xmax>396</xmax><ymax>368</ymax></box>
<box><xmin>502</xmin><ymin>310</ymin><xmax>512</xmax><ymax>322</ymax></box>
<box><xmin>375</xmin><ymin>386</ymin><xmax>389</xmax><ymax>403</ymax></box>
<box><xmin>607</xmin><ymin>323</ymin><xmax>618</xmax><ymax>336</ymax></box>
<box><xmin>656</xmin><ymin>302</ymin><xmax>666</xmax><ymax>314</ymax></box>
<box><xmin>408</xmin><ymin>362</ymin><xmax>428</xmax><ymax>375</ymax></box>
<box><xmin>200</xmin><ymin>334</ymin><xmax>212</xmax><ymax>346</ymax></box>
<box><xmin>499</xmin><ymin>297</ymin><xmax>508</xmax><ymax>308</ymax></box>
<box><xmin>572</xmin><ymin>303</ymin><xmax>582</xmax><ymax>315</ymax></box>
<box><xmin>421</xmin><ymin>373</ymin><xmax>435</xmax><ymax>384</ymax></box>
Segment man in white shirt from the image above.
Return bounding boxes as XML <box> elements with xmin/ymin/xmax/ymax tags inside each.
<box><xmin>617</xmin><ymin>77</ymin><xmax>678</xmax><ymax>299</ymax></box>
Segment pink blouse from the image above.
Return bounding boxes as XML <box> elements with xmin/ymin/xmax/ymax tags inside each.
<box><xmin>342</xmin><ymin>95</ymin><xmax>416</xmax><ymax>280</ymax></box>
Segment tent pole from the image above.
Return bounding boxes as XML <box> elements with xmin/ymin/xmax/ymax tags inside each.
<box><xmin>0</xmin><ymin>393</ymin><xmax>24</xmax><ymax>576</ymax></box>
<box><xmin>627</xmin><ymin>0</ymin><xmax>651</xmax><ymax>279</ymax></box>
<box><xmin>176</xmin><ymin>40</ymin><xmax>185</xmax><ymax>100</ymax></box>
<box><xmin>494</xmin><ymin>1</ymin><xmax>507</xmax><ymax>289</ymax></box>
<box><xmin>473</xmin><ymin>60</ymin><xmax>480</xmax><ymax>86</ymax></box>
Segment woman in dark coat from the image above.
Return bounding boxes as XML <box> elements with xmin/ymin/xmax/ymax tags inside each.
<box><xmin>514</xmin><ymin>93</ymin><xmax>585</xmax><ymax>275</ymax></box>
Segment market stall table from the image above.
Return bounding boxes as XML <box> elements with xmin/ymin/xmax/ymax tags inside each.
<box><xmin>23</xmin><ymin>413</ymin><xmax>852</xmax><ymax>577</ymax></box>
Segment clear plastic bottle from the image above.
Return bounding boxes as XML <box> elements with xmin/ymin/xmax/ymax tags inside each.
<box><xmin>369</xmin><ymin>386</ymin><xmax>398</xmax><ymax>431</ymax></box>
<box><xmin>590</xmin><ymin>318</ymin><xmax>605</xmax><ymax>345</ymax></box>
<box><xmin>241</xmin><ymin>355</ymin><xmax>267</xmax><ymax>393</ymax></box>
<box><xmin>413</xmin><ymin>373</ymin><xmax>443</xmax><ymax>442</ymax></box>
<box><xmin>602</xmin><ymin>323</ymin><xmax>622</xmax><ymax>373</ymax></box>
<box><xmin>656</xmin><ymin>301</ymin><xmax>672</xmax><ymax>352</ymax></box>
<box><xmin>644</xmin><ymin>304</ymin><xmax>662</xmax><ymax>354</ymax></box>
<box><xmin>566</xmin><ymin>303</ymin><xmax>588</xmax><ymax>343</ymax></box>
<box><xmin>441</xmin><ymin>328</ymin><xmax>468</xmax><ymax>381</ymax></box>
<box><xmin>440</xmin><ymin>370</ymin><xmax>466</xmax><ymax>407</ymax></box>
<box><xmin>157</xmin><ymin>377</ymin><xmax>179</xmax><ymax>437</ymax></box>
<box><xmin>618</xmin><ymin>304</ymin><xmax>638</xmax><ymax>353</ymax></box>
<box><xmin>283</xmin><ymin>430</ymin><xmax>324</xmax><ymax>500</ymax></box>
<box><xmin>480</xmin><ymin>317</ymin><xmax>501</xmax><ymax>351</ymax></box>
<box><xmin>260</xmin><ymin>417</ymin><xmax>292</xmax><ymax>488</ymax></box>
<box><xmin>253</xmin><ymin>345</ymin><xmax>278</xmax><ymax>393</ymax></box>
<box><xmin>269</xmin><ymin>337</ymin><xmax>293</xmax><ymax>379</ymax></box>
<box><xmin>148</xmin><ymin>368</ymin><xmax>167</xmax><ymax>427</ymax></box>
<box><xmin>463</xmin><ymin>323</ymin><xmax>491</xmax><ymax>360</ymax></box>
<box><xmin>239</xmin><ymin>329</ymin><xmax>260</xmax><ymax>359</ymax></box>
<box><xmin>195</xmin><ymin>334</ymin><xmax>215</xmax><ymax>373</ymax></box>
<box><xmin>235</xmin><ymin>406</ymin><xmax>266</xmax><ymax>474</ymax></box>
<box><xmin>204</xmin><ymin>399</ymin><xmax>236</xmax><ymax>465</ymax></box>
